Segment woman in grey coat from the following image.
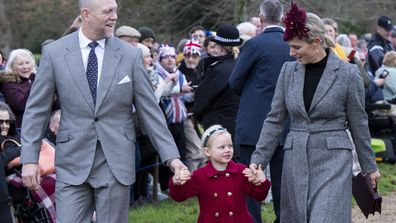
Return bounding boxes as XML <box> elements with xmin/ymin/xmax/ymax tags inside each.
<box><xmin>248</xmin><ymin>3</ymin><xmax>380</xmax><ymax>223</ymax></box>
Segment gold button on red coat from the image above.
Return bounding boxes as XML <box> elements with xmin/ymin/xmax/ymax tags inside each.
<box><xmin>225</xmin><ymin>173</ymin><xmax>230</xmax><ymax>177</ymax></box>
<box><xmin>213</xmin><ymin>192</ymin><xmax>218</xmax><ymax>197</ymax></box>
<box><xmin>227</xmin><ymin>192</ymin><xmax>232</xmax><ymax>197</ymax></box>
<box><xmin>229</xmin><ymin>212</ymin><xmax>233</xmax><ymax>216</ymax></box>
<box><xmin>215</xmin><ymin>212</ymin><xmax>220</xmax><ymax>217</ymax></box>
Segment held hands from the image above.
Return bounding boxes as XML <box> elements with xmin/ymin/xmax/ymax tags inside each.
<box><xmin>169</xmin><ymin>159</ymin><xmax>191</xmax><ymax>185</ymax></box>
<box><xmin>243</xmin><ymin>163</ymin><xmax>267</xmax><ymax>186</ymax></box>
<box><xmin>21</xmin><ymin>163</ymin><xmax>41</xmax><ymax>190</ymax></box>
<box><xmin>368</xmin><ymin>170</ymin><xmax>381</xmax><ymax>188</ymax></box>
<box><xmin>172</xmin><ymin>167</ymin><xmax>191</xmax><ymax>185</ymax></box>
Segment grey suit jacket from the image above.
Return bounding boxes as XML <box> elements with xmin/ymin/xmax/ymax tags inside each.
<box><xmin>21</xmin><ymin>31</ymin><xmax>180</xmax><ymax>185</ymax></box>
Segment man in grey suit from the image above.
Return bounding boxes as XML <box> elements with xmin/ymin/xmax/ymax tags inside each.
<box><xmin>20</xmin><ymin>0</ymin><xmax>188</xmax><ymax>222</ymax></box>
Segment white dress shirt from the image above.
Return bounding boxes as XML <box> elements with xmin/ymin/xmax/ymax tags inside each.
<box><xmin>78</xmin><ymin>28</ymin><xmax>106</xmax><ymax>86</ymax></box>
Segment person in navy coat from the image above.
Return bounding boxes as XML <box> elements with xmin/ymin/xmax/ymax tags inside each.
<box><xmin>229</xmin><ymin>1</ymin><xmax>294</xmax><ymax>222</ymax></box>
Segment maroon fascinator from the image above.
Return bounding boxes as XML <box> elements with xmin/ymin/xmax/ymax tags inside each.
<box><xmin>283</xmin><ymin>1</ymin><xmax>310</xmax><ymax>41</ymax></box>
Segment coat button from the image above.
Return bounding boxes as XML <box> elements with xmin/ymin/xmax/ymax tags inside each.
<box><xmin>94</xmin><ymin>118</ymin><xmax>99</xmax><ymax>122</ymax></box>
<box><xmin>213</xmin><ymin>193</ymin><xmax>218</xmax><ymax>197</ymax></box>
<box><xmin>229</xmin><ymin>212</ymin><xmax>233</xmax><ymax>216</ymax></box>
<box><xmin>215</xmin><ymin>212</ymin><xmax>219</xmax><ymax>217</ymax></box>
<box><xmin>214</xmin><ymin>175</ymin><xmax>218</xmax><ymax>178</ymax></box>
<box><xmin>225</xmin><ymin>173</ymin><xmax>230</xmax><ymax>177</ymax></box>
<box><xmin>227</xmin><ymin>192</ymin><xmax>232</xmax><ymax>197</ymax></box>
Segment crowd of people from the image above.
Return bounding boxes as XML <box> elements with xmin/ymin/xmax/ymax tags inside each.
<box><xmin>0</xmin><ymin>0</ymin><xmax>394</xmax><ymax>222</ymax></box>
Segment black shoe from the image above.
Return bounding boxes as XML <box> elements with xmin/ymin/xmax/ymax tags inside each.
<box><xmin>386</xmin><ymin>96</ymin><xmax>396</xmax><ymax>104</ymax></box>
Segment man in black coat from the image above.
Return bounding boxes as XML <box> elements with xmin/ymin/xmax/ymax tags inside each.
<box><xmin>229</xmin><ymin>0</ymin><xmax>294</xmax><ymax>222</ymax></box>
<box><xmin>368</xmin><ymin>16</ymin><xmax>393</xmax><ymax>74</ymax></box>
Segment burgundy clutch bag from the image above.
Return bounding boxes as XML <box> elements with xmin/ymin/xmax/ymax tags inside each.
<box><xmin>352</xmin><ymin>173</ymin><xmax>382</xmax><ymax>218</ymax></box>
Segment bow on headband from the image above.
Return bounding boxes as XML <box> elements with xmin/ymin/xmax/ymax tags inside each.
<box><xmin>283</xmin><ymin>1</ymin><xmax>310</xmax><ymax>41</ymax></box>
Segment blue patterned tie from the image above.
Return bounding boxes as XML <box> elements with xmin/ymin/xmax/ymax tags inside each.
<box><xmin>86</xmin><ymin>42</ymin><xmax>99</xmax><ymax>104</ymax></box>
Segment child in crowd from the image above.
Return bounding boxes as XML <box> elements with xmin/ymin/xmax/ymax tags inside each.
<box><xmin>169</xmin><ymin>125</ymin><xmax>271</xmax><ymax>223</ymax></box>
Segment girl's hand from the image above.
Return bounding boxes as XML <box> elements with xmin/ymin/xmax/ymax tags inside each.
<box><xmin>243</xmin><ymin>168</ymin><xmax>257</xmax><ymax>182</ymax></box>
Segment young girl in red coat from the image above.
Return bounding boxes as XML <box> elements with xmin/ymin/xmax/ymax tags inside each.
<box><xmin>169</xmin><ymin>125</ymin><xmax>271</xmax><ymax>223</ymax></box>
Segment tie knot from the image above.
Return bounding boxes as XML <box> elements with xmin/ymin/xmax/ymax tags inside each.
<box><xmin>88</xmin><ymin>42</ymin><xmax>99</xmax><ymax>49</ymax></box>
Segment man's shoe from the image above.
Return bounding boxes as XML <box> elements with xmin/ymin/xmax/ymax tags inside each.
<box><xmin>386</xmin><ymin>95</ymin><xmax>396</xmax><ymax>104</ymax></box>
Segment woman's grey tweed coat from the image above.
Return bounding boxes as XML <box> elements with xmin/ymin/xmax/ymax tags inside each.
<box><xmin>251</xmin><ymin>52</ymin><xmax>378</xmax><ymax>223</ymax></box>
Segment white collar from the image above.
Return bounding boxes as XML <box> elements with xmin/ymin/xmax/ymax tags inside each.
<box><xmin>78</xmin><ymin>28</ymin><xmax>106</xmax><ymax>49</ymax></box>
<box><xmin>263</xmin><ymin>25</ymin><xmax>285</xmax><ymax>32</ymax></box>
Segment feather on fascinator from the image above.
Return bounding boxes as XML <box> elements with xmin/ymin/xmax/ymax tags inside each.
<box><xmin>283</xmin><ymin>1</ymin><xmax>310</xmax><ymax>41</ymax></box>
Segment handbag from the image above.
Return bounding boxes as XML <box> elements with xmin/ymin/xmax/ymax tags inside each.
<box><xmin>352</xmin><ymin>172</ymin><xmax>382</xmax><ymax>218</ymax></box>
<box><xmin>2</xmin><ymin>138</ymin><xmax>55</xmax><ymax>176</ymax></box>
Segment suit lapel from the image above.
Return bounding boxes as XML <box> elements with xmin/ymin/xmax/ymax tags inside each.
<box><xmin>64</xmin><ymin>32</ymin><xmax>95</xmax><ymax>112</ymax></box>
<box><xmin>95</xmin><ymin>37</ymin><xmax>121</xmax><ymax>114</ymax></box>
<box><xmin>309</xmin><ymin>52</ymin><xmax>340</xmax><ymax>113</ymax></box>
<box><xmin>293</xmin><ymin>63</ymin><xmax>310</xmax><ymax>119</ymax></box>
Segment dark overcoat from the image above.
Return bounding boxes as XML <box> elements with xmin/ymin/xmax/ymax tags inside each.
<box><xmin>229</xmin><ymin>27</ymin><xmax>294</xmax><ymax>146</ymax></box>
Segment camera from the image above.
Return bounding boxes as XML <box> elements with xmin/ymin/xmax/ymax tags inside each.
<box><xmin>379</xmin><ymin>70</ymin><xmax>389</xmax><ymax>79</ymax></box>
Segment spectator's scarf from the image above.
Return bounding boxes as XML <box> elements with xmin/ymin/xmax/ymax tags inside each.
<box><xmin>155</xmin><ymin>63</ymin><xmax>187</xmax><ymax>123</ymax></box>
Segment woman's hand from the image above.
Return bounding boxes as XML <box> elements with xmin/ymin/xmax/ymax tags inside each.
<box><xmin>368</xmin><ymin>170</ymin><xmax>381</xmax><ymax>188</ymax></box>
<box><xmin>165</xmin><ymin>72</ymin><xmax>178</xmax><ymax>83</ymax></box>
<box><xmin>244</xmin><ymin>164</ymin><xmax>266</xmax><ymax>185</ymax></box>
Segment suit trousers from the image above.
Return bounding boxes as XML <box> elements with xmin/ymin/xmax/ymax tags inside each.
<box><xmin>56</xmin><ymin>142</ymin><xmax>130</xmax><ymax>223</ymax></box>
<box><xmin>239</xmin><ymin>144</ymin><xmax>284</xmax><ymax>223</ymax></box>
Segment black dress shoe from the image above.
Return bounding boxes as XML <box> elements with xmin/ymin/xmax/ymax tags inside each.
<box><xmin>386</xmin><ymin>96</ymin><xmax>396</xmax><ymax>104</ymax></box>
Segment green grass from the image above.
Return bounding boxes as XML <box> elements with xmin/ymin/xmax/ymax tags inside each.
<box><xmin>374</xmin><ymin>163</ymin><xmax>396</xmax><ymax>195</ymax></box>
<box><xmin>129</xmin><ymin>163</ymin><xmax>396</xmax><ymax>223</ymax></box>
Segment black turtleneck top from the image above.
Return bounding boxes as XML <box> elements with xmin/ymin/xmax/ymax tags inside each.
<box><xmin>303</xmin><ymin>50</ymin><xmax>329</xmax><ymax>112</ymax></box>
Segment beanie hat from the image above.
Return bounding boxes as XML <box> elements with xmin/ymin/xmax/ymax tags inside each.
<box><xmin>115</xmin><ymin>26</ymin><xmax>141</xmax><ymax>38</ymax></box>
<box><xmin>183</xmin><ymin>39</ymin><xmax>202</xmax><ymax>56</ymax></box>
<box><xmin>138</xmin><ymin>26</ymin><xmax>156</xmax><ymax>42</ymax></box>
<box><xmin>377</xmin><ymin>16</ymin><xmax>393</xmax><ymax>32</ymax></box>
<box><xmin>158</xmin><ymin>44</ymin><xmax>176</xmax><ymax>61</ymax></box>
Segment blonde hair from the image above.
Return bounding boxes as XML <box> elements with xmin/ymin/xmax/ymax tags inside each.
<box><xmin>200</xmin><ymin>125</ymin><xmax>230</xmax><ymax>148</ymax></box>
<box><xmin>383</xmin><ymin>51</ymin><xmax>396</xmax><ymax>67</ymax></box>
<box><xmin>304</xmin><ymin>13</ymin><xmax>335</xmax><ymax>48</ymax></box>
<box><xmin>322</xmin><ymin>18</ymin><xmax>338</xmax><ymax>34</ymax></box>
<box><xmin>4</xmin><ymin>49</ymin><xmax>37</xmax><ymax>74</ymax></box>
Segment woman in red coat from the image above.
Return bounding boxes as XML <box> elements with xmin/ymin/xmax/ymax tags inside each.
<box><xmin>169</xmin><ymin>125</ymin><xmax>271</xmax><ymax>223</ymax></box>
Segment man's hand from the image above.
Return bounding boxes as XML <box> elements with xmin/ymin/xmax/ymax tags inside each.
<box><xmin>22</xmin><ymin>163</ymin><xmax>41</xmax><ymax>190</ymax></box>
<box><xmin>172</xmin><ymin>167</ymin><xmax>191</xmax><ymax>185</ymax></box>
<box><xmin>368</xmin><ymin>170</ymin><xmax>381</xmax><ymax>188</ymax></box>
<box><xmin>374</xmin><ymin>78</ymin><xmax>385</xmax><ymax>87</ymax></box>
<box><xmin>169</xmin><ymin>159</ymin><xmax>191</xmax><ymax>185</ymax></box>
<box><xmin>182</xmin><ymin>81</ymin><xmax>193</xmax><ymax>93</ymax></box>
